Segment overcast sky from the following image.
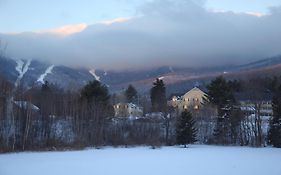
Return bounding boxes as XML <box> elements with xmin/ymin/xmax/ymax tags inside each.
<box><xmin>1</xmin><ymin>0</ymin><xmax>281</xmax><ymax>69</ymax></box>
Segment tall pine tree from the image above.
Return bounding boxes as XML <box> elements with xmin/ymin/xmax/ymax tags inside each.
<box><xmin>206</xmin><ymin>76</ymin><xmax>236</xmax><ymax>145</ymax></box>
<box><xmin>81</xmin><ymin>80</ymin><xmax>110</xmax><ymax>104</ymax></box>
<box><xmin>150</xmin><ymin>78</ymin><xmax>167</xmax><ymax>112</ymax></box>
<box><xmin>125</xmin><ymin>84</ymin><xmax>138</xmax><ymax>103</ymax></box>
<box><xmin>176</xmin><ymin>111</ymin><xmax>197</xmax><ymax>148</ymax></box>
<box><xmin>268</xmin><ymin>85</ymin><xmax>281</xmax><ymax>148</ymax></box>
<box><xmin>80</xmin><ymin>80</ymin><xmax>112</xmax><ymax>146</ymax></box>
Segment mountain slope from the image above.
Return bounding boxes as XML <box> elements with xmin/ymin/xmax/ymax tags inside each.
<box><xmin>0</xmin><ymin>56</ymin><xmax>97</xmax><ymax>90</ymax></box>
<box><xmin>1</xmin><ymin>55</ymin><xmax>281</xmax><ymax>93</ymax></box>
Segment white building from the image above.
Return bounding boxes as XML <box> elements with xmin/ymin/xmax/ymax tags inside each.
<box><xmin>239</xmin><ymin>100</ymin><xmax>273</xmax><ymax>117</ymax></box>
<box><xmin>113</xmin><ymin>103</ymin><xmax>143</xmax><ymax>117</ymax></box>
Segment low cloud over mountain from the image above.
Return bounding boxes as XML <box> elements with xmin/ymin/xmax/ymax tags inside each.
<box><xmin>1</xmin><ymin>0</ymin><xmax>281</xmax><ymax>69</ymax></box>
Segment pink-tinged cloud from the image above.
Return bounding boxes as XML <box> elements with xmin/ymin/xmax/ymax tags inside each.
<box><xmin>209</xmin><ymin>9</ymin><xmax>266</xmax><ymax>17</ymax></box>
<box><xmin>39</xmin><ymin>23</ymin><xmax>88</xmax><ymax>35</ymax></box>
<box><xmin>99</xmin><ymin>17</ymin><xmax>132</xmax><ymax>25</ymax></box>
<box><xmin>245</xmin><ymin>11</ymin><xmax>266</xmax><ymax>17</ymax></box>
<box><xmin>37</xmin><ymin>17</ymin><xmax>131</xmax><ymax>35</ymax></box>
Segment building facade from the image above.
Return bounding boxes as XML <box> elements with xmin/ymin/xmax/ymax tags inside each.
<box><xmin>113</xmin><ymin>103</ymin><xmax>143</xmax><ymax>117</ymax></box>
<box><xmin>239</xmin><ymin>100</ymin><xmax>273</xmax><ymax>117</ymax></box>
<box><xmin>168</xmin><ymin>87</ymin><xmax>207</xmax><ymax>112</ymax></box>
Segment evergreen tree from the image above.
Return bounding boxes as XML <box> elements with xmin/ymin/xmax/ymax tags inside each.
<box><xmin>41</xmin><ymin>81</ymin><xmax>51</xmax><ymax>92</ymax></box>
<box><xmin>81</xmin><ymin>80</ymin><xmax>110</xmax><ymax>104</ymax></box>
<box><xmin>80</xmin><ymin>80</ymin><xmax>112</xmax><ymax>147</ymax></box>
<box><xmin>206</xmin><ymin>76</ymin><xmax>236</xmax><ymax>144</ymax></box>
<box><xmin>268</xmin><ymin>85</ymin><xmax>281</xmax><ymax>148</ymax></box>
<box><xmin>125</xmin><ymin>84</ymin><xmax>138</xmax><ymax>103</ymax></box>
<box><xmin>150</xmin><ymin>78</ymin><xmax>167</xmax><ymax>112</ymax></box>
<box><xmin>176</xmin><ymin>111</ymin><xmax>197</xmax><ymax>147</ymax></box>
<box><xmin>207</xmin><ymin>76</ymin><xmax>235</xmax><ymax>111</ymax></box>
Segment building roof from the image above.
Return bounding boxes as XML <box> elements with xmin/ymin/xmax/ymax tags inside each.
<box><xmin>114</xmin><ymin>102</ymin><xmax>142</xmax><ymax>109</ymax></box>
<box><xmin>168</xmin><ymin>87</ymin><xmax>207</xmax><ymax>100</ymax></box>
<box><xmin>182</xmin><ymin>87</ymin><xmax>207</xmax><ymax>97</ymax></box>
<box><xmin>13</xmin><ymin>101</ymin><xmax>40</xmax><ymax>111</ymax></box>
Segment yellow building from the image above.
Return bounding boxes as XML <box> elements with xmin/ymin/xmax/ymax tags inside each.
<box><xmin>168</xmin><ymin>87</ymin><xmax>207</xmax><ymax>112</ymax></box>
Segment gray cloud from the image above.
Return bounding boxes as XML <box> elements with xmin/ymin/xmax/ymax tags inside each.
<box><xmin>1</xmin><ymin>0</ymin><xmax>281</xmax><ymax>70</ymax></box>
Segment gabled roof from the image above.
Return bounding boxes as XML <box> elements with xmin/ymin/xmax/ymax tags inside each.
<box><xmin>182</xmin><ymin>87</ymin><xmax>207</xmax><ymax>97</ymax></box>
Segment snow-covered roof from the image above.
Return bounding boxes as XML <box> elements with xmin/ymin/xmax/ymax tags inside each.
<box><xmin>13</xmin><ymin>101</ymin><xmax>40</xmax><ymax>111</ymax></box>
<box><xmin>240</xmin><ymin>106</ymin><xmax>255</xmax><ymax>111</ymax></box>
<box><xmin>183</xmin><ymin>87</ymin><xmax>207</xmax><ymax>97</ymax></box>
<box><xmin>114</xmin><ymin>102</ymin><xmax>143</xmax><ymax>109</ymax></box>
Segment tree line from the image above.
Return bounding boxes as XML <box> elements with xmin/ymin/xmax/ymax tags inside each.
<box><xmin>0</xmin><ymin>74</ymin><xmax>281</xmax><ymax>152</ymax></box>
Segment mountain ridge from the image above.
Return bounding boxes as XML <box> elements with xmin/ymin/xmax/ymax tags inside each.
<box><xmin>1</xmin><ymin>55</ymin><xmax>281</xmax><ymax>93</ymax></box>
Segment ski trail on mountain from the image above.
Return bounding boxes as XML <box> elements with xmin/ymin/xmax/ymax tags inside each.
<box><xmin>89</xmin><ymin>69</ymin><xmax>100</xmax><ymax>81</ymax></box>
<box><xmin>37</xmin><ymin>65</ymin><xmax>55</xmax><ymax>84</ymax></box>
<box><xmin>15</xmin><ymin>59</ymin><xmax>31</xmax><ymax>87</ymax></box>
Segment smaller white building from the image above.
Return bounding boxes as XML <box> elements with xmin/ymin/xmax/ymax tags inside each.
<box><xmin>239</xmin><ymin>100</ymin><xmax>273</xmax><ymax>117</ymax></box>
<box><xmin>113</xmin><ymin>103</ymin><xmax>143</xmax><ymax>117</ymax></box>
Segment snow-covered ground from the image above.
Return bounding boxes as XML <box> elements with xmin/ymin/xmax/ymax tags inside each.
<box><xmin>0</xmin><ymin>145</ymin><xmax>280</xmax><ymax>175</ymax></box>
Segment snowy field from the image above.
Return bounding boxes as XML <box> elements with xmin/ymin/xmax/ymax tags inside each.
<box><xmin>0</xmin><ymin>145</ymin><xmax>281</xmax><ymax>175</ymax></box>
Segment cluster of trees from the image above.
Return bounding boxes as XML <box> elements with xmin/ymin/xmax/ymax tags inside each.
<box><xmin>0</xmin><ymin>77</ymin><xmax>196</xmax><ymax>152</ymax></box>
<box><xmin>1</xmin><ymin>73</ymin><xmax>281</xmax><ymax>152</ymax></box>
<box><xmin>268</xmin><ymin>85</ymin><xmax>281</xmax><ymax>147</ymax></box>
<box><xmin>205</xmin><ymin>76</ymin><xmax>281</xmax><ymax>147</ymax></box>
<box><xmin>206</xmin><ymin>76</ymin><xmax>241</xmax><ymax>145</ymax></box>
<box><xmin>0</xmin><ymin>79</ymin><xmax>113</xmax><ymax>151</ymax></box>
